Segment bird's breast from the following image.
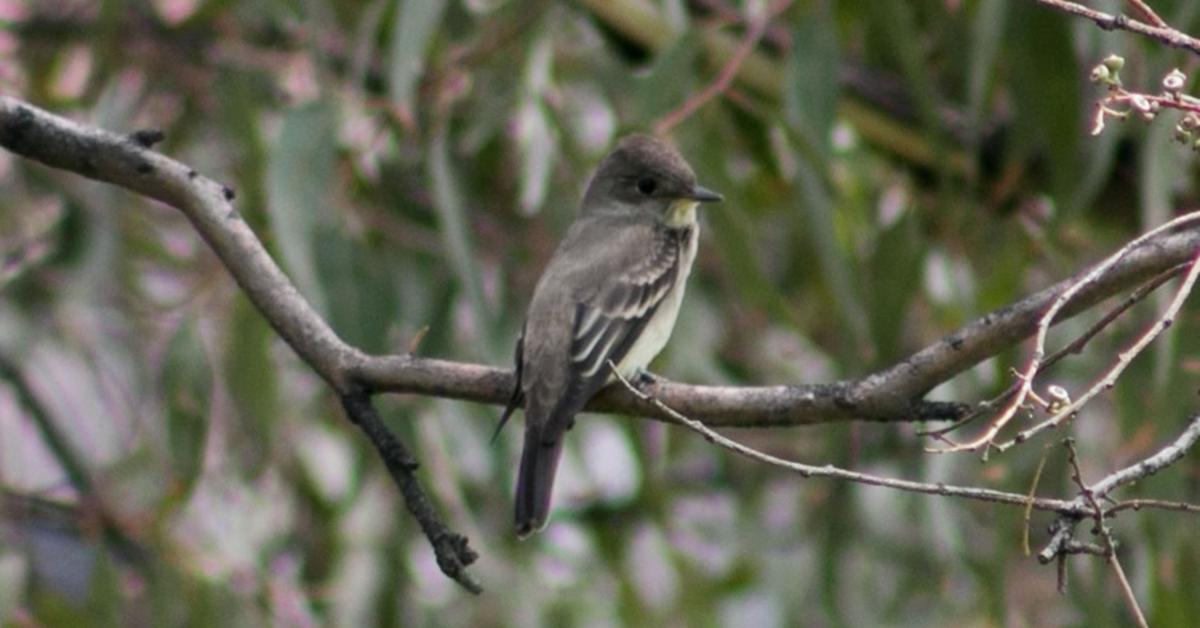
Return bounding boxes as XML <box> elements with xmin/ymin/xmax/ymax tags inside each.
<box><xmin>613</xmin><ymin>223</ymin><xmax>699</xmax><ymax>379</ymax></box>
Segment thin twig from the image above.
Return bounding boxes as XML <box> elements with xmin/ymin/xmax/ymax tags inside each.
<box><xmin>1105</xmin><ymin>548</ymin><xmax>1147</xmax><ymax>627</ymax></box>
<box><xmin>1086</xmin><ymin>411</ymin><xmax>1200</xmax><ymax>500</ymax></box>
<box><xmin>1106</xmin><ymin>498</ymin><xmax>1200</xmax><ymax>516</ymax></box>
<box><xmin>1031</xmin><ymin>413</ymin><xmax>1200</xmax><ymax>554</ymax></box>
<box><xmin>919</xmin><ymin>262</ymin><xmax>1189</xmax><ymax>439</ymax></box>
<box><xmin>1033</xmin><ymin>0</ymin><xmax>1200</xmax><ymax>56</ymax></box>
<box><xmin>1063</xmin><ymin>439</ymin><xmax>1149</xmax><ymax>628</ymax></box>
<box><xmin>1091</xmin><ymin>81</ymin><xmax>1200</xmax><ymax>137</ymax></box>
<box><xmin>606</xmin><ymin>362</ymin><xmax>1200</xmax><ymax>520</ymax></box>
<box><xmin>340</xmin><ymin>392</ymin><xmax>481</xmax><ymax>594</ymax></box>
<box><xmin>654</xmin><ymin>0</ymin><xmax>792</xmax><ymax>135</ymax></box>
<box><xmin>929</xmin><ymin>212</ymin><xmax>1200</xmax><ymax>453</ymax></box>
<box><xmin>996</xmin><ymin>245</ymin><xmax>1200</xmax><ymax>450</ymax></box>
<box><xmin>1124</xmin><ymin>0</ymin><xmax>1168</xmax><ymax>28</ymax></box>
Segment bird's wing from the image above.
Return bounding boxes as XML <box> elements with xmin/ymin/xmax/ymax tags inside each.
<box><xmin>565</xmin><ymin>224</ymin><xmax>685</xmax><ymax>390</ymax></box>
<box><xmin>520</xmin><ymin>219</ymin><xmax>690</xmax><ymax>432</ymax></box>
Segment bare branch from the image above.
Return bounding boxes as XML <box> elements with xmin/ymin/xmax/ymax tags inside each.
<box><xmin>1035</xmin><ymin>413</ymin><xmax>1200</xmax><ymax>561</ymax></box>
<box><xmin>1124</xmin><ymin>0</ymin><xmax>1168</xmax><ymax>28</ymax></box>
<box><xmin>654</xmin><ymin>0</ymin><xmax>791</xmax><ymax>135</ymax></box>
<box><xmin>357</xmin><ymin>222</ymin><xmax>1199</xmax><ymax>427</ymax></box>
<box><xmin>921</xmin><ymin>262</ymin><xmax>1189</xmax><ymax>439</ymax></box>
<box><xmin>1088</xmin><ymin>412</ymin><xmax>1200</xmax><ymax>500</ymax></box>
<box><xmin>4</xmin><ymin>94</ymin><xmax>1200</xmax><ymax>592</ymax></box>
<box><xmin>929</xmin><ymin>214</ymin><xmax>1200</xmax><ymax>452</ymax></box>
<box><xmin>614</xmin><ymin>356</ymin><xmax>1189</xmax><ymax>623</ymax></box>
<box><xmin>0</xmin><ymin>96</ymin><xmax>482</xmax><ymax>592</ymax></box>
<box><xmin>998</xmin><ymin>246</ymin><xmax>1200</xmax><ymax>450</ymax></box>
<box><xmin>1033</xmin><ymin>0</ymin><xmax>1200</xmax><ymax>56</ymax></box>
<box><xmin>1106</xmin><ymin>498</ymin><xmax>1200</xmax><ymax>516</ymax></box>
<box><xmin>607</xmin><ymin>363</ymin><xmax>1200</xmax><ymax>523</ymax></box>
<box><xmin>2</xmin><ymin>94</ymin><xmax>1198</xmax><ymax>428</ymax></box>
<box><xmin>341</xmin><ymin>392</ymin><xmax>480</xmax><ymax>594</ymax></box>
<box><xmin>1063</xmin><ymin>439</ymin><xmax>1148</xmax><ymax>628</ymax></box>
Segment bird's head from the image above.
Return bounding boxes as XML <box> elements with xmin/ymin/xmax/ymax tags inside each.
<box><xmin>581</xmin><ymin>134</ymin><xmax>722</xmax><ymax>227</ymax></box>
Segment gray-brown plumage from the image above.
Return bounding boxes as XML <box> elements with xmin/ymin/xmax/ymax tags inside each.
<box><xmin>496</xmin><ymin>134</ymin><xmax>721</xmax><ymax>538</ymax></box>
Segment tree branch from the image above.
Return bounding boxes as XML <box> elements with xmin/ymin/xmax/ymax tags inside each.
<box><xmin>1033</xmin><ymin>0</ymin><xmax>1200</xmax><ymax>56</ymax></box>
<box><xmin>4</xmin><ymin>94</ymin><xmax>1200</xmax><ymax>592</ymax></box>
<box><xmin>3</xmin><ymin>94</ymin><xmax>1199</xmax><ymax>429</ymax></box>
<box><xmin>340</xmin><ymin>391</ymin><xmax>480</xmax><ymax>594</ymax></box>
<box><xmin>654</xmin><ymin>0</ymin><xmax>792</xmax><ymax>135</ymax></box>
<box><xmin>0</xmin><ymin>95</ymin><xmax>482</xmax><ymax>592</ymax></box>
<box><xmin>608</xmin><ymin>363</ymin><xmax>1200</xmax><ymax>523</ymax></box>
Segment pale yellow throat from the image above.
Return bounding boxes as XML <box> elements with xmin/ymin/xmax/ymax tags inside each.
<box><xmin>665</xmin><ymin>199</ymin><xmax>699</xmax><ymax>228</ymax></box>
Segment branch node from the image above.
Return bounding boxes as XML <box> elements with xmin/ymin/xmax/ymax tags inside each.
<box><xmin>129</xmin><ymin>129</ymin><xmax>165</xmax><ymax>148</ymax></box>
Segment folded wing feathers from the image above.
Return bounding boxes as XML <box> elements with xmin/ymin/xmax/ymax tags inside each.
<box><xmin>569</xmin><ymin>230</ymin><xmax>680</xmax><ymax>378</ymax></box>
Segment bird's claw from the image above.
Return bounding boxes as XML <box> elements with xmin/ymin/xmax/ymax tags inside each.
<box><xmin>633</xmin><ymin>369</ymin><xmax>663</xmax><ymax>389</ymax></box>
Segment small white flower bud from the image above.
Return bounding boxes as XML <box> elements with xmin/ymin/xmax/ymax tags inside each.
<box><xmin>1163</xmin><ymin>68</ymin><xmax>1187</xmax><ymax>92</ymax></box>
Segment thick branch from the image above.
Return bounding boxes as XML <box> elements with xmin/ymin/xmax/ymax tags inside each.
<box><xmin>4</xmin><ymin>96</ymin><xmax>1200</xmax><ymax>432</ymax></box>
<box><xmin>0</xmin><ymin>96</ymin><xmax>362</xmax><ymax>389</ymax></box>
<box><xmin>0</xmin><ymin>95</ymin><xmax>481</xmax><ymax>592</ymax></box>
<box><xmin>4</xmin><ymin>82</ymin><xmax>1199</xmax><ymax>595</ymax></box>
<box><xmin>356</xmin><ymin>226</ymin><xmax>1200</xmax><ymax>426</ymax></box>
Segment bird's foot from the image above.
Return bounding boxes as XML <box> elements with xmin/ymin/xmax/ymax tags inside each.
<box><xmin>633</xmin><ymin>369</ymin><xmax>664</xmax><ymax>390</ymax></box>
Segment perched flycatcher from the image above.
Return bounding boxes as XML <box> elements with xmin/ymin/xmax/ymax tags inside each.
<box><xmin>497</xmin><ymin>134</ymin><xmax>722</xmax><ymax>538</ymax></box>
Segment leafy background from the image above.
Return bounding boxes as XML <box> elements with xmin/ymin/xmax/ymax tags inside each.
<box><xmin>1</xmin><ymin>0</ymin><xmax>1199</xmax><ymax>626</ymax></box>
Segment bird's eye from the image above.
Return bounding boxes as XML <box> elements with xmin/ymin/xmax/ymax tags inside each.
<box><xmin>636</xmin><ymin>177</ymin><xmax>657</xmax><ymax>196</ymax></box>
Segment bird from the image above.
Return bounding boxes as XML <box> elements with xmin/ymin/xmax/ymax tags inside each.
<box><xmin>495</xmin><ymin>134</ymin><xmax>722</xmax><ymax>538</ymax></box>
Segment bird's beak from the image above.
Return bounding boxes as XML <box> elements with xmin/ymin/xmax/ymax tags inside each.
<box><xmin>688</xmin><ymin>184</ymin><xmax>723</xmax><ymax>203</ymax></box>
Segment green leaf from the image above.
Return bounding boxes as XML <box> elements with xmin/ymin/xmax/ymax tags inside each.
<box><xmin>784</xmin><ymin>6</ymin><xmax>839</xmax><ymax>160</ymax></box>
<box><xmin>223</xmin><ymin>294</ymin><xmax>278</xmax><ymax>474</ymax></box>
<box><xmin>1007</xmin><ymin>3</ymin><xmax>1082</xmax><ymax>204</ymax></box>
<box><xmin>965</xmin><ymin>0</ymin><xmax>1007</xmax><ymax>145</ymax></box>
<box><xmin>516</xmin><ymin>35</ymin><xmax>558</xmax><ymax>215</ymax></box>
<box><xmin>631</xmin><ymin>32</ymin><xmax>700</xmax><ymax>122</ymax></box>
<box><xmin>313</xmin><ymin>225</ymin><xmax>399</xmax><ymax>354</ymax></box>
<box><xmin>873</xmin><ymin>2</ymin><xmax>952</xmax><ymax>184</ymax></box>
<box><xmin>428</xmin><ymin>124</ymin><xmax>494</xmax><ymax>357</ymax></box>
<box><xmin>163</xmin><ymin>318</ymin><xmax>212</xmax><ymax>492</ymax></box>
<box><xmin>795</xmin><ymin>157</ymin><xmax>870</xmax><ymax>366</ymax></box>
<box><xmin>388</xmin><ymin>0</ymin><xmax>447</xmax><ymax>117</ymax></box>
<box><xmin>265</xmin><ymin>101</ymin><xmax>338</xmax><ymax>315</ymax></box>
<box><xmin>867</xmin><ymin>212</ymin><xmax>925</xmax><ymax>361</ymax></box>
<box><xmin>1140</xmin><ymin>116</ymin><xmax>1184</xmax><ymax>394</ymax></box>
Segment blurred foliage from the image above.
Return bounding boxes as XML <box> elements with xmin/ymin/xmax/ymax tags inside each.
<box><xmin>1</xmin><ymin>0</ymin><xmax>1199</xmax><ymax>626</ymax></box>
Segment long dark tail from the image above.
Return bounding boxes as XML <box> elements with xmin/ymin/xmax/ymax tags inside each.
<box><xmin>514</xmin><ymin>424</ymin><xmax>564</xmax><ymax>539</ymax></box>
